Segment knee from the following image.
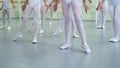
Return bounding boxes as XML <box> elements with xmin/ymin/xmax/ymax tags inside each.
<box><xmin>34</xmin><ymin>19</ymin><xmax>39</xmax><ymax>24</ymax></box>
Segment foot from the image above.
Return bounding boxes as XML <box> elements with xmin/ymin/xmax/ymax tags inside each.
<box><xmin>7</xmin><ymin>26</ymin><xmax>11</xmax><ymax>30</ymax></box>
<box><xmin>82</xmin><ymin>45</ymin><xmax>91</xmax><ymax>54</ymax></box>
<box><xmin>0</xmin><ymin>26</ymin><xmax>5</xmax><ymax>30</ymax></box>
<box><xmin>39</xmin><ymin>29</ymin><xmax>44</xmax><ymax>34</ymax></box>
<box><xmin>72</xmin><ymin>34</ymin><xmax>79</xmax><ymax>38</ymax></box>
<box><xmin>49</xmin><ymin>22</ymin><xmax>52</xmax><ymax>25</ymax></box>
<box><xmin>13</xmin><ymin>33</ymin><xmax>23</xmax><ymax>41</ymax></box>
<box><xmin>53</xmin><ymin>29</ymin><xmax>62</xmax><ymax>36</ymax></box>
<box><xmin>109</xmin><ymin>37</ymin><xmax>119</xmax><ymax>43</ymax></box>
<box><xmin>32</xmin><ymin>38</ymin><xmax>37</xmax><ymax>44</ymax></box>
<box><xmin>39</xmin><ymin>22</ymin><xmax>41</xmax><ymax>25</ymax></box>
<box><xmin>60</xmin><ymin>43</ymin><xmax>70</xmax><ymax>50</ymax></box>
<box><xmin>97</xmin><ymin>26</ymin><xmax>105</xmax><ymax>29</ymax></box>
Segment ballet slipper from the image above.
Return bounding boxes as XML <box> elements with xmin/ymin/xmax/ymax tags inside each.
<box><xmin>7</xmin><ymin>26</ymin><xmax>11</xmax><ymax>30</ymax></box>
<box><xmin>53</xmin><ymin>29</ymin><xmax>62</xmax><ymax>36</ymax></box>
<box><xmin>32</xmin><ymin>38</ymin><xmax>37</xmax><ymax>44</ymax></box>
<box><xmin>82</xmin><ymin>45</ymin><xmax>91</xmax><ymax>54</ymax></box>
<box><xmin>97</xmin><ymin>26</ymin><xmax>105</xmax><ymax>29</ymax></box>
<box><xmin>13</xmin><ymin>33</ymin><xmax>23</xmax><ymax>41</ymax></box>
<box><xmin>60</xmin><ymin>43</ymin><xmax>70</xmax><ymax>50</ymax></box>
<box><xmin>39</xmin><ymin>29</ymin><xmax>44</xmax><ymax>34</ymax></box>
<box><xmin>109</xmin><ymin>37</ymin><xmax>119</xmax><ymax>43</ymax></box>
<box><xmin>72</xmin><ymin>33</ymin><xmax>79</xmax><ymax>38</ymax></box>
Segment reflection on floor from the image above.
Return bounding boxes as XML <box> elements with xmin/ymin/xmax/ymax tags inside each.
<box><xmin>0</xmin><ymin>19</ymin><xmax>120</xmax><ymax>68</ymax></box>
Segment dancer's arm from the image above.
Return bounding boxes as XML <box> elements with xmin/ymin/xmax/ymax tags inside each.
<box><xmin>83</xmin><ymin>0</ymin><xmax>89</xmax><ymax>13</ymax></box>
<box><xmin>50</xmin><ymin>0</ymin><xmax>61</xmax><ymax>12</ymax></box>
<box><xmin>50</xmin><ymin>0</ymin><xmax>61</xmax><ymax>6</ymax></box>
<box><xmin>44</xmin><ymin>0</ymin><xmax>49</xmax><ymax>7</ymax></box>
<box><xmin>96</xmin><ymin>0</ymin><xmax>105</xmax><ymax>10</ymax></box>
<box><xmin>88</xmin><ymin>0</ymin><xmax>92</xmax><ymax>3</ymax></box>
<box><xmin>21</xmin><ymin>0</ymin><xmax>28</xmax><ymax>11</ymax></box>
<box><xmin>11</xmin><ymin>0</ymin><xmax>15</xmax><ymax>8</ymax></box>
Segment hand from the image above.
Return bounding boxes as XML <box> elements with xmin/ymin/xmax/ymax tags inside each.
<box><xmin>96</xmin><ymin>7</ymin><xmax>99</xmax><ymax>11</ymax></box>
<box><xmin>83</xmin><ymin>3</ymin><xmax>89</xmax><ymax>13</ymax></box>
<box><xmin>53</xmin><ymin>3</ymin><xmax>58</xmax><ymax>12</ymax></box>
<box><xmin>96</xmin><ymin>5</ymin><xmax>103</xmax><ymax>11</ymax></box>
<box><xmin>21</xmin><ymin>4</ymin><xmax>26</xmax><ymax>11</ymax></box>
<box><xmin>88</xmin><ymin>0</ymin><xmax>92</xmax><ymax>3</ymax></box>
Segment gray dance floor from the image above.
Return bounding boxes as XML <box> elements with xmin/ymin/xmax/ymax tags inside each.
<box><xmin>0</xmin><ymin>19</ymin><xmax>120</xmax><ymax>68</ymax></box>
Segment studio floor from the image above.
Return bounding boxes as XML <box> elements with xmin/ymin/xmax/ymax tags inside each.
<box><xmin>0</xmin><ymin>19</ymin><xmax>120</xmax><ymax>68</ymax></box>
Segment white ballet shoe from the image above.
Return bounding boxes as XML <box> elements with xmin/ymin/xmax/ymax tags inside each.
<box><xmin>7</xmin><ymin>26</ymin><xmax>11</xmax><ymax>30</ymax></box>
<box><xmin>72</xmin><ymin>34</ymin><xmax>79</xmax><ymax>38</ymax></box>
<box><xmin>49</xmin><ymin>22</ymin><xmax>52</xmax><ymax>25</ymax></box>
<box><xmin>84</xmin><ymin>48</ymin><xmax>91</xmax><ymax>54</ymax></box>
<box><xmin>109</xmin><ymin>37</ymin><xmax>119</xmax><ymax>43</ymax></box>
<box><xmin>60</xmin><ymin>43</ymin><xmax>70</xmax><ymax>50</ymax></box>
<box><xmin>82</xmin><ymin>45</ymin><xmax>91</xmax><ymax>54</ymax></box>
<box><xmin>32</xmin><ymin>38</ymin><xmax>37</xmax><ymax>44</ymax></box>
<box><xmin>39</xmin><ymin>22</ymin><xmax>41</xmax><ymax>25</ymax></box>
<box><xmin>13</xmin><ymin>34</ymin><xmax>23</xmax><ymax>41</ymax></box>
<box><xmin>97</xmin><ymin>26</ymin><xmax>105</xmax><ymax>29</ymax></box>
<box><xmin>39</xmin><ymin>29</ymin><xmax>44</xmax><ymax>34</ymax></box>
<box><xmin>53</xmin><ymin>29</ymin><xmax>62</xmax><ymax>36</ymax></box>
<box><xmin>53</xmin><ymin>32</ymin><xmax>58</xmax><ymax>36</ymax></box>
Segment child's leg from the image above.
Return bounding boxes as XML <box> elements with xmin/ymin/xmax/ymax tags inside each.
<box><xmin>71</xmin><ymin>0</ymin><xmax>91</xmax><ymax>54</ymax></box>
<box><xmin>60</xmin><ymin>0</ymin><xmax>71</xmax><ymax>49</ymax></box>
<box><xmin>39</xmin><ymin>5</ymin><xmax>46</xmax><ymax>33</ymax></box>
<box><xmin>49</xmin><ymin>5</ymin><xmax>53</xmax><ymax>24</ymax></box>
<box><xmin>0</xmin><ymin>10</ymin><xmax>6</xmax><ymax>30</ymax></box>
<box><xmin>13</xmin><ymin>5</ymin><xmax>33</xmax><ymax>40</ymax></box>
<box><xmin>109</xmin><ymin>4</ymin><xmax>120</xmax><ymax>42</ymax></box>
<box><xmin>97</xmin><ymin>10</ymin><xmax>102</xmax><ymax>28</ymax></box>
<box><xmin>6</xmin><ymin>9</ymin><xmax>11</xmax><ymax>29</ymax></box>
<box><xmin>101</xmin><ymin>4</ymin><xmax>108</xmax><ymax>28</ymax></box>
<box><xmin>70</xmin><ymin>9</ymin><xmax>78</xmax><ymax>38</ymax></box>
<box><xmin>32</xmin><ymin>4</ymin><xmax>41</xmax><ymax>44</ymax></box>
<box><xmin>53</xmin><ymin>15</ymin><xmax>64</xmax><ymax>35</ymax></box>
<box><xmin>97</xmin><ymin>3</ymin><xmax>108</xmax><ymax>29</ymax></box>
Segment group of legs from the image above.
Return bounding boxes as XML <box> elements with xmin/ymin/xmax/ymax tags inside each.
<box><xmin>96</xmin><ymin>0</ymin><xmax>108</xmax><ymax>29</ymax></box>
<box><xmin>0</xmin><ymin>8</ymin><xmax>11</xmax><ymax>30</ymax></box>
<box><xmin>59</xmin><ymin>0</ymin><xmax>91</xmax><ymax>54</ymax></box>
<box><xmin>39</xmin><ymin>0</ymin><xmax>54</xmax><ymax>34</ymax></box>
<box><xmin>0</xmin><ymin>0</ymin><xmax>120</xmax><ymax>55</ymax></box>
<box><xmin>96</xmin><ymin>0</ymin><xmax>120</xmax><ymax>43</ymax></box>
<box><xmin>109</xmin><ymin>2</ymin><xmax>120</xmax><ymax>43</ymax></box>
<box><xmin>0</xmin><ymin>0</ymin><xmax>15</xmax><ymax>30</ymax></box>
<box><xmin>13</xmin><ymin>0</ymin><xmax>41</xmax><ymax>44</ymax></box>
<box><xmin>12</xmin><ymin>0</ymin><xmax>91</xmax><ymax>54</ymax></box>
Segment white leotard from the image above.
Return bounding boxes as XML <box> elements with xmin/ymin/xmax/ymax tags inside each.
<box><xmin>28</xmin><ymin>0</ymin><xmax>41</xmax><ymax>8</ymax></box>
<box><xmin>109</xmin><ymin>0</ymin><xmax>120</xmax><ymax>6</ymax></box>
<box><xmin>103</xmin><ymin>0</ymin><xmax>108</xmax><ymax>8</ymax></box>
<box><xmin>3</xmin><ymin>0</ymin><xmax>11</xmax><ymax>10</ymax></box>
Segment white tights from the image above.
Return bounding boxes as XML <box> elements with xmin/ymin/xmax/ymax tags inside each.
<box><xmin>109</xmin><ymin>4</ymin><xmax>120</xmax><ymax>42</ymax></box>
<box><xmin>53</xmin><ymin>12</ymin><xmax>78</xmax><ymax>38</ymax></box>
<box><xmin>97</xmin><ymin>1</ymin><xmax>108</xmax><ymax>28</ymax></box>
<box><xmin>60</xmin><ymin>0</ymin><xmax>91</xmax><ymax>54</ymax></box>
<box><xmin>39</xmin><ymin>5</ymin><xmax>53</xmax><ymax>33</ymax></box>
<box><xmin>16</xmin><ymin>4</ymin><xmax>40</xmax><ymax>43</ymax></box>
<box><xmin>2</xmin><ymin>9</ymin><xmax>11</xmax><ymax>28</ymax></box>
